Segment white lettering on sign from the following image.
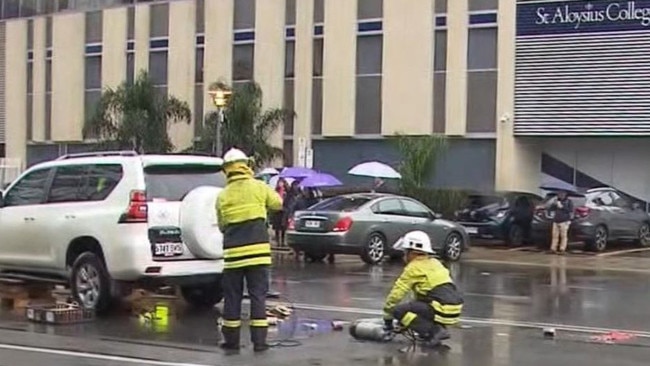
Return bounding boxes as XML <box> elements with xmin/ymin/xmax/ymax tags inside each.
<box><xmin>535</xmin><ymin>1</ymin><xmax>650</xmax><ymax>29</ymax></box>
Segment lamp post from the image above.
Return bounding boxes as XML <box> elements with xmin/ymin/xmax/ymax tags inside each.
<box><xmin>207</xmin><ymin>83</ymin><xmax>232</xmax><ymax>156</ymax></box>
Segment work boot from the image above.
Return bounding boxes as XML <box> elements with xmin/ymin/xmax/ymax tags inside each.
<box><xmin>419</xmin><ymin>328</ymin><xmax>450</xmax><ymax>348</ymax></box>
<box><xmin>253</xmin><ymin>343</ymin><xmax>270</xmax><ymax>352</ymax></box>
<box><xmin>220</xmin><ymin>327</ymin><xmax>241</xmax><ymax>351</ymax></box>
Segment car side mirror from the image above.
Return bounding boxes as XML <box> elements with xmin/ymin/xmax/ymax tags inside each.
<box><xmin>633</xmin><ymin>202</ymin><xmax>642</xmax><ymax>210</ymax></box>
<box><xmin>431</xmin><ymin>212</ymin><xmax>442</xmax><ymax>220</ymax></box>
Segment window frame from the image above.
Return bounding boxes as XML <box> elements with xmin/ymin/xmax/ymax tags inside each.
<box><xmin>372</xmin><ymin>198</ymin><xmax>404</xmax><ymax>216</ymax></box>
<box><xmin>400</xmin><ymin>198</ymin><xmax>433</xmax><ymax>218</ymax></box>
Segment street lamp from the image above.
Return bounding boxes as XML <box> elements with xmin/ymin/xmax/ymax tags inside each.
<box><xmin>207</xmin><ymin>82</ymin><xmax>232</xmax><ymax>156</ymax></box>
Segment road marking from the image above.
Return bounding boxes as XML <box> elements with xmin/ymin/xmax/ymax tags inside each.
<box><xmin>0</xmin><ymin>343</ymin><xmax>211</xmax><ymax>366</ymax></box>
<box><xmin>596</xmin><ymin>247</ymin><xmax>650</xmax><ymax>257</ymax></box>
<box><xmin>292</xmin><ymin>302</ymin><xmax>650</xmax><ymax>338</ymax></box>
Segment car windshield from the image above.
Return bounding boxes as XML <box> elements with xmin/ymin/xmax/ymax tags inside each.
<box><xmin>308</xmin><ymin>196</ymin><xmax>371</xmax><ymax>212</ymax></box>
<box><xmin>144</xmin><ymin>164</ymin><xmax>226</xmax><ymax>201</ymax></box>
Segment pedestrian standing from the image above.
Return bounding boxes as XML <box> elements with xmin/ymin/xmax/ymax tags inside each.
<box><xmin>547</xmin><ymin>190</ymin><xmax>573</xmax><ymax>254</ymax></box>
<box><xmin>271</xmin><ymin>177</ymin><xmax>289</xmax><ymax>247</ymax></box>
<box><xmin>216</xmin><ymin>148</ymin><xmax>283</xmax><ymax>352</ymax></box>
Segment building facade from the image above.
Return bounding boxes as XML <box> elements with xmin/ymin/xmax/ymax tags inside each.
<box><xmin>0</xmin><ymin>0</ymin><xmax>644</xmax><ymax>201</ymax></box>
<box><xmin>505</xmin><ymin>0</ymin><xmax>650</xmax><ymax>206</ymax></box>
<box><xmin>0</xmin><ymin>0</ymin><xmax>502</xmax><ymax>191</ymax></box>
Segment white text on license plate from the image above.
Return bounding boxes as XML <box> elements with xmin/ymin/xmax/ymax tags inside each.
<box><xmin>305</xmin><ymin>220</ymin><xmax>321</xmax><ymax>228</ymax></box>
<box><xmin>154</xmin><ymin>243</ymin><xmax>183</xmax><ymax>256</ymax></box>
<box><xmin>464</xmin><ymin>227</ymin><xmax>478</xmax><ymax>234</ymax></box>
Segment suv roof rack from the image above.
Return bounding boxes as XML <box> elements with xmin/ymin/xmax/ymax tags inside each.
<box><xmin>56</xmin><ymin>150</ymin><xmax>139</xmax><ymax>160</ymax></box>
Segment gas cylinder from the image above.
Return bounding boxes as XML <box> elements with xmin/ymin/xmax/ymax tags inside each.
<box><xmin>349</xmin><ymin>318</ymin><xmax>391</xmax><ymax>342</ymax></box>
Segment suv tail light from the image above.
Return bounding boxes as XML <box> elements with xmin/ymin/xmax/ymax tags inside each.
<box><xmin>332</xmin><ymin>216</ymin><xmax>353</xmax><ymax>232</ymax></box>
<box><xmin>287</xmin><ymin>217</ymin><xmax>295</xmax><ymax>230</ymax></box>
<box><xmin>119</xmin><ymin>190</ymin><xmax>148</xmax><ymax>223</ymax></box>
<box><xmin>575</xmin><ymin>206</ymin><xmax>590</xmax><ymax>218</ymax></box>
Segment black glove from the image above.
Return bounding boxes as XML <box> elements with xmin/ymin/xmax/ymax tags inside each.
<box><xmin>383</xmin><ymin>318</ymin><xmax>394</xmax><ymax>331</ymax></box>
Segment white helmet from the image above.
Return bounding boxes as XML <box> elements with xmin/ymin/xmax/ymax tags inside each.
<box><xmin>393</xmin><ymin>230</ymin><xmax>435</xmax><ymax>254</ymax></box>
<box><xmin>223</xmin><ymin>148</ymin><xmax>249</xmax><ymax>164</ymax></box>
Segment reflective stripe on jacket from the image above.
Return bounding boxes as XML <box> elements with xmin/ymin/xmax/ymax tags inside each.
<box><xmin>216</xmin><ymin>170</ymin><xmax>282</xmax><ymax>269</ymax></box>
<box><xmin>383</xmin><ymin>257</ymin><xmax>457</xmax><ymax>317</ymax></box>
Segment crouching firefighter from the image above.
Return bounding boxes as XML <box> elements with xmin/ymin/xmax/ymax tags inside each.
<box><xmin>216</xmin><ymin>148</ymin><xmax>283</xmax><ymax>352</ymax></box>
<box><xmin>382</xmin><ymin>230</ymin><xmax>464</xmax><ymax>347</ymax></box>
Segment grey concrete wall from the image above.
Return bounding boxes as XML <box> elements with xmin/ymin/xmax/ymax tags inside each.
<box><xmin>312</xmin><ymin>138</ymin><xmax>496</xmax><ymax>191</ymax></box>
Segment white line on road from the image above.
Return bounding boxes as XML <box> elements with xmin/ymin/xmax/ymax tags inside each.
<box><xmin>596</xmin><ymin>247</ymin><xmax>650</xmax><ymax>257</ymax></box>
<box><xmin>292</xmin><ymin>302</ymin><xmax>650</xmax><ymax>338</ymax></box>
<box><xmin>0</xmin><ymin>343</ymin><xmax>212</xmax><ymax>366</ymax></box>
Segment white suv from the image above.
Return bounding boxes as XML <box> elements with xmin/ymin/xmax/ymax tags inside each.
<box><xmin>0</xmin><ymin>151</ymin><xmax>226</xmax><ymax>313</ymax></box>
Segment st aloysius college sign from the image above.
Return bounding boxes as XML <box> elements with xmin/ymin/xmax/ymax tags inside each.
<box><xmin>517</xmin><ymin>1</ymin><xmax>650</xmax><ymax>36</ymax></box>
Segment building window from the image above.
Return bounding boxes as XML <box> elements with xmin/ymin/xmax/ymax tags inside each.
<box><xmin>285</xmin><ymin>0</ymin><xmax>295</xmax><ymax>25</ymax></box>
<box><xmin>433</xmin><ymin>29</ymin><xmax>447</xmax><ymax>133</ymax></box>
<box><xmin>4</xmin><ymin>0</ymin><xmax>19</xmax><ymax>18</ymax></box>
<box><xmin>469</xmin><ymin>0</ymin><xmax>498</xmax><ymax>11</ymax></box>
<box><xmin>312</xmin><ymin>32</ymin><xmax>324</xmax><ymax>135</ymax></box>
<box><xmin>284</xmin><ymin>40</ymin><xmax>294</xmax><ymax>78</ymax></box>
<box><xmin>84</xmin><ymin>50</ymin><xmax>102</xmax><ymax>139</ymax></box>
<box><xmin>355</xmin><ymin>34</ymin><xmax>383</xmax><ymax>135</ymax></box>
<box><xmin>46</xmin><ymin>16</ymin><xmax>52</xmax><ymax>47</ymax></box>
<box><xmin>20</xmin><ymin>0</ymin><xmax>36</xmax><ymax>17</ymax></box>
<box><xmin>126</xmin><ymin>52</ymin><xmax>135</xmax><ymax>85</ymax></box>
<box><xmin>127</xmin><ymin>6</ymin><xmax>135</xmax><ymax>40</ymax></box>
<box><xmin>196</xmin><ymin>0</ymin><xmax>205</xmax><ymax>34</ymax></box>
<box><xmin>233</xmin><ymin>0</ymin><xmax>255</xmax><ymax>30</ymax></box>
<box><xmin>314</xmin><ymin>0</ymin><xmax>323</xmax><ymax>23</ymax></box>
<box><xmin>466</xmin><ymin>26</ymin><xmax>497</xmax><ymax>133</ymax></box>
<box><xmin>150</xmin><ymin>3</ymin><xmax>169</xmax><ymax>38</ymax></box>
<box><xmin>193</xmin><ymin>84</ymin><xmax>203</xmax><ymax>138</ymax></box>
<box><xmin>26</xmin><ymin>61</ymin><xmax>33</xmax><ymax>141</ymax></box>
<box><xmin>312</xmin><ymin>77</ymin><xmax>322</xmax><ymax>135</ymax></box>
<box><xmin>435</xmin><ymin>0</ymin><xmax>447</xmax><ymax>13</ymax></box>
<box><xmin>232</xmin><ymin>43</ymin><xmax>254</xmax><ymax>81</ymax></box>
<box><xmin>283</xmin><ymin>79</ymin><xmax>294</xmax><ymax>135</ymax></box>
<box><xmin>85</xmin><ymin>11</ymin><xmax>103</xmax><ymax>44</ymax></box>
<box><xmin>149</xmin><ymin>50</ymin><xmax>168</xmax><ymax>95</ymax></box>
<box><xmin>357</xmin><ymin>0</ymin><xmax>383</xmax><ymax>20</ymax></box>
<box><xmin>195</xmin><ymin>47</ymin><xmax>204</xmax><ymax>83</ymax></box>
<box><xmin>283</xmin><ymin>139</ymin><xmax>293</xmax><ymax>167</ymax></box>
<box><xmin>27</xmin><ymin>19</ymin><xmax>33</xmax><ymax>50</ymax></box>
<box><xmin>45</xmin><ymin>56</ymin><xmax>52</xmax><ymax>141</ymax></box>
<box><xmin>313</xmin><ymin>38</ymin><xmax>323</xmax><ymax>77</ymax></box>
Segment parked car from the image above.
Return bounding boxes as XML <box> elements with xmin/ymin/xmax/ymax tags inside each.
<box><xmin>531</xmin><ymin>187</ymin><xmax>650</xmax><ymax>251</ymax></box>
<box><xmin>454</xmin><ymin>191</ymin><xmax>543</xmax><ymax>246</ymax></box>
<box><xmin>0</xmin><ymin>151</ymin><xmax>227</xmax><ymax>313</ymax></box>
<box><xmin>286</xmin><ymin>193</ymin><xmax>470</xmax><ymax>265</ymax></box>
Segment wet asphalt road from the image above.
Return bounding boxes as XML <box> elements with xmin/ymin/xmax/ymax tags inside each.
<box><xmin>2</xmin><ymin>253</ymin><xmax>650</xmax><ymax>365</ymax></box>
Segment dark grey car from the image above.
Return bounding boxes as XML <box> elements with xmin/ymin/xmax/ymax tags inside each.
<box><xmin>286</xmin><ymin>193</ymin><xmax>470</xmax><ymax>265</ymax></box>
<box><xmin>531</xmin><ymin>187</ymin><xmax>650</xmax><ymax>251</ymax></box>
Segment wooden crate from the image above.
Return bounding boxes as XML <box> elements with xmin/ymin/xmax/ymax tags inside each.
<box><xmin>0</xmin><ymin>279</ymin><xmax>54</xmax><ymax>312</ymax></box>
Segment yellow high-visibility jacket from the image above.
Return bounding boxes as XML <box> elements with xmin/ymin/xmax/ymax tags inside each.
<box><xmin>383</xmin><ymin>256</ymin><xmax>457</xmax><ymax>317</ymax></box>
<box><xmin>216</xmin><ymin>172</ymin><xmax>282</xmax><ymax>269</ymax></box>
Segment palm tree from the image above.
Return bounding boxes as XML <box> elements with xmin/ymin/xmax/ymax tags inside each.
<box><xmin>84</xmin><ymin>70</ymin><xmax>191</xmax><ymax>153</ymax></box>
<box><xmin>192</xmin><ymin>81</ymin><xmax>294</xmax><ymax>168</ymax></box>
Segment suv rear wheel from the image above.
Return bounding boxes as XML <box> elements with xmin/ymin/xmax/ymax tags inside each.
<box><xmin>180</xmin><ymin>279</ymin><xmax>223</xmax><ymax>309</ymax></box>
<box><xmin>70</xmin><ymin>252</ymin><xmax>112</xmax><ymax>314</ymax></box>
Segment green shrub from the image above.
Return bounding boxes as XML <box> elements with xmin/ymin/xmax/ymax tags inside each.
<box><xmin>405</xmin><ymin>187</ymin><xmax>469</xmax><ymax>219</ymax></box>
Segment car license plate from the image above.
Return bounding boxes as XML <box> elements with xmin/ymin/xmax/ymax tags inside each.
<box><xmin>464</xmin><ymin>227</ymin><xmax>478</xmax><ymax>234</ymax></box>
<box><xmin>154</xmin><ymin>243</ymin><xmax>183</xmax><ymax>257</ymax></box>
<box><xmin>305</xmin><ymin>220</ymin><xmax>321</xmax><ymax>228</ymax></box>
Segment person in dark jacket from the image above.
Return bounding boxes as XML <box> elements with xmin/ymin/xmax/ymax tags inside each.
<box><xmin>547</xmin><ymin>190</ymin><xmax>574</xmax><ymax>254</ymax></box>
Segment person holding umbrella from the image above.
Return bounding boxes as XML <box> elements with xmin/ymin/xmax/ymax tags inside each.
<box><xmin>547</xmin><ymin>189</ymin><xmax>574</xmax><ymax>254</ymax></box>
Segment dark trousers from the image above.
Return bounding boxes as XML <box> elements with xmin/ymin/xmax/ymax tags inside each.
<box><xmin>392</xmin><ymin>300</ymin><xmax>441</xmax><ymax>338</ymax></box>
<box><xmin>221</xmin><ymin>265</ymin><xmax>269</xmax><ymax>346</ymax></box>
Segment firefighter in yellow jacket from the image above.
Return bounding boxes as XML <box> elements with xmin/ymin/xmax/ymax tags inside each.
<box><xmin>216</xmin><ymin>148</ymin><xmax>283</xmax><ymax>352</ymax></box>
<box><xmin>382</xmin><ymin>230</ymin><xmax>464</xmax><ymax>347</ymax></box>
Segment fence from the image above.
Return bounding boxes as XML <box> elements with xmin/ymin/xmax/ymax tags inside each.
<box><xmin>0</xmin><ymin>158</ymin><xmax>23</xmax><ymax>188</ymax></box>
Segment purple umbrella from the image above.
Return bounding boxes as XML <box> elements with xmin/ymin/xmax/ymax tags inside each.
<box><xmin>299</xmin><ymin>173</ymin><xmax>342</xmax><ymax>188</ymax></box>
<box><xmin>279</xmin><ymin>166</ymin><xmax>316</xmax><ymax>179</ymax></box>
